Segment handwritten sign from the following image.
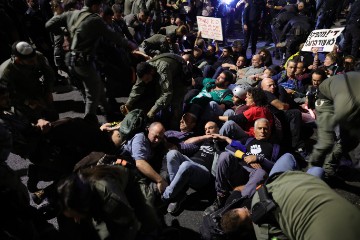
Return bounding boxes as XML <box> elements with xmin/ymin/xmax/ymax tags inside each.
<box><xmin>196</xmin><ymin>16</ymin><xmax>223</xmax><ymax>41</ymax></box>
<box><xmin>302</xmin><ymin>27</ymin><xmax>345</xmax><ymax>52</ymax></box>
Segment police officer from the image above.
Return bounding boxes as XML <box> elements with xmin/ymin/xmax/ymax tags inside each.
<box><xmin>120</xmin><ymin>53</ymin><xmax>190</xmax><ymax>130</ymax></box>
<box><xmin>315</xmin><ymin>0</ymin><xmax>337</xmax><ymax>29</ymax></box>
<box><xmin>342</xmin><ymin>0</ymin><xmax>360</xmax><ymax>58</ymax></box>
<box><xmin>277</xmin><ymin>13</ymin><xmax>312</xmax><ymax>60</ymax></box>
<box><xmin>46</xmin><ymin>0</ymin><xmax>128</xmax><ymax>118</ymax></box>
<box><xmin>307</xmin><ymin>72</ymin><xmax>360</xmax><ymax>176</ymax></box>
<box><xmin>0</xmin><ymin>41</ymin><xmax>58</xmax><ymax>123</ymax></box>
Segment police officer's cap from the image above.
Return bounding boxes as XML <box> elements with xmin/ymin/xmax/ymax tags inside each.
<box><xmin>12</xmin><ymin>41</ymin><xmax>36</xmax><ymax>59</ymax></box>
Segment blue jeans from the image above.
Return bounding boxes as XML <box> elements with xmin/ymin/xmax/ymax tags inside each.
<box><xmin>162</xmin><ymin>150</ymin><xmax>210</xmax><ymax>200</ymax></box>
<box><xmin>219</xmin><ymin>120</ymin><xmax>249</xmax><ymax>140</ymax></box>
<box><xmin>215</xmin><ymin>152</ymin><xmax>267</xmax><ymax>197</ymax></box>
<box><xmin>269</xmin><ymin>153</ymin><xmax>324</xmax><ymax>178</ymax></box>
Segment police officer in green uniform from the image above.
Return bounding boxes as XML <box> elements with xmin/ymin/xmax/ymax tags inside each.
<box><xmin>0</xmin><ymin>41</ymin><xmax>58</xmax><ymax>123</ymax></box>
<box><xmin>307</xmin><ymin>72</ymin><xmax>360</xmax><ymax>176</ymax></box>
<box><xmin>220</xmin><ymin>171</ymin><xmax>360</xmax><ymax>240</ymax></box>
<box><xmin>45</xmin><ymin>0</ymin><xmax>128</xmax><ymax>117</ymax></box>
<box><xmin>140</xmin><ymin>33</ymin><xmax>180</xmax><ymax>57</ymax></box>
<box><xmin>120</xmin><ymin>53</ymin><xmax>189</xmax><ymax>130</ymax></box>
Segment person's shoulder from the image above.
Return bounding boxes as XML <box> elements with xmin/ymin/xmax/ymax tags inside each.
<box><xmin>0</xmin><ymin>59</ymin><xmax>12</xmax><ymax>73</ymax></box>
<box><xmin>132</xmin><ymin>132</ymin><xmax>147</xmax><ymax>141</ymax></box>
<box><xmin>264</xmin><ymin>90</ymin><xmax>276</xmax><ymax>98</ymax></box>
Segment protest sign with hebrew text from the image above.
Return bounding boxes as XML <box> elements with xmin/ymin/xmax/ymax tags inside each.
<box><xmin>302</xmin><ymin>27</ymin><xmax>345</xmax><ymax>52</ymax></box>
<box><xmin>196</xmin><ymin>16</ymin><xmax>223</xmax><ymax>41</ymax></box>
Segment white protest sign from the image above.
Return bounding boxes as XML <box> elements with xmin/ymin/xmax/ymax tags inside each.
<box><xmin>302</xmin><ymin>27</ymin><xmax>345</xmax><ymax>52</ymax></box>
<box><xmin>196</xmin><ymin>16</ymin><xmax>223</xmax><ymax>41</ymax></box>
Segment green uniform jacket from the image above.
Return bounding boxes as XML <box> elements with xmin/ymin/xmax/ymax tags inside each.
<box><xmin>140</xmin><ymin>34</ymin><xmax>179</xmax><ymax>57</ymax></box>
<box><xmin>252</xmin><ymin>171</ymin><xmax>360</xmax><ymax>240</ymax></box>
<box><xmin>91</xmin><ymin>171</ymin><xmax>140</xmax><ymax>240</ymax></box>
<box><xmin>0</xmin><ymin>52</ymin><xmax>55</xmax><ymax>109</ymax></box>
<box><xmin>126</xmin><ymin>54</ymin><xmax>186</xmax><ymax>115</ymax></box>
<box><xmin>45</xmin><ymin>7</ymin><xmax>127</xmax><ymax>56</ymax></box>
<box><xmin>308</xmin><ymin>71</ymin><xmax>360</xmax><ymax>164</ymax></box>
<box><xmin>0</xmin><ymin>52</ymin><xmax>55</xmax><ymax>121</ymax></box>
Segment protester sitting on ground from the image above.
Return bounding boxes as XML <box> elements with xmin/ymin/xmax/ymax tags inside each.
<box><xmin>222</xmin><ymin>84</ymin><xmax>250</xmax><ymax>117</ymax></box>
<box><xmin>318</xmin><ymin>52</ymin><xmax>339</xmax><ymax>77</ymax></box>
<box><xmin>261</xmin><ymin>77</ymin><xmax>307</xmax><ymax>156</ymax></box>
<box><xmin>231</xmin><ymin>40</ymin><xmax>243</xmax><ymax>63</ymax></box>
<box><xmin>161</xmin><ymin>121</ymin><xmax>224</xmax><ymax>215</ymax></box>
<box><xmin>337</xmin><ymin>55</ymin><xmax>356</xmax><ymax>73</ymax></box>
<box><xmin>219</xmin><ymin>88</ymin><xmax>274</xmax><ymax>142</ymax></box>
<box><xmin>235</xmin><ymin>54</ymin><xmax>265</xmax><ymax>87</ymax></box>
<box><xmin>294</xmin><ymin>61</ymin><xmax>311</xmax><ymax>85</ymax></box>
<box><xmin>271</xmin><ymin>59</ymin><xmax>303</xmax><ymax>95</ymax></box>
<box><xmin>294</xmin><ymin>68</ymin><xmax>327</xmax><ymax>106</ymax></box>
<box><xmin>164</xmin><ymin>112</ymin><xmax>199</xmax><ymax>156</ymax></box>
<box><xmin>258</xmin><ymin>49</ymin><xmax>273</xmax><ymax>67</ymax></box>
<box><xmin>204</xmin><ymin>118</ymin><xmax>281</xmax><ymax>215</ymax></box>
<box><xmin>189</xmin><ymin>70</ymin><xmax>234</xmax><ymax>122</ymax></box>
<box><xmin>217</xmin><ymin>55</ymin><xmax>247</xmax><ymax>77</ymax></box>
<box><xmin>203</xmin><ymin>46</ymin><xmax>235</xmax><ymax>78</ymax></box>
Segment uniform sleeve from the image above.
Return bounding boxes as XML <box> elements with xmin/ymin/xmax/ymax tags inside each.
<box><xmin>45</xmin><ymin>12</ymin><xmax>69</xmax><ymax>35</ymax></box>
<box><xmin>126</xmin><ymin>78</ymin><xmax>146</xmax><ymax>108</ymax></box>
<box><xmin>307</xmin><ymin>98</ymin><xmax>335</xmax><ymax>164</ymax></box>
<box><xmin>309</xmin><ymin>99</ymin><xmax>335</xmax><ymax>166</ymax></box>
<box><xmin>149</xmin><ymin>62</ymin><xmax>173</xmax><ymax>114</ymax></box>
<box><xmin>94</xmin><ymin>179</ymin><xmax>139</xmax><ymax>240</ymax></box>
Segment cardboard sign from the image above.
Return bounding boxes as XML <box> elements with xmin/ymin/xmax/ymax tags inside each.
<box><xmin>302</xmin><ymin>27</ymin><xmax>345</xmax><ymax>52</ymax></box>
<box><xmin>196</xmin><ymin>16</ymin><xmax>223</xmax><ymax>41</ymax></box>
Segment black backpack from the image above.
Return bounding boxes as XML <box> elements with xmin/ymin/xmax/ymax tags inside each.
<box><xmin>200</xmin><ymin>197</ymin><xmax>249</xmax><ymax>240</ymax></box>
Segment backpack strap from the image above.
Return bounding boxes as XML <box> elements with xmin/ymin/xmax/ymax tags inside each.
<box><xmin>70</xmin><ymin>11</ymin><xmax>93</xmax><ymax>50</ymax></box>
<box><xmin>219</xmin><ymin>89</ymin><xmax>232</xmax><ymax>103</ymax></box>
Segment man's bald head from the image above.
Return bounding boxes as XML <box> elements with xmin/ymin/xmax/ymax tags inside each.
<box><xmin>261</xmin><ymin>78</ymin><xmax>276</xmax><ymax>94</ymax></box>
<box><xmin>148</xmin><ymin>122</ymin><xmax>165</xmax><ymax>147</ymax></box>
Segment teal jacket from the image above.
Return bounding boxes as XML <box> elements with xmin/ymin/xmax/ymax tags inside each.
<box><xmin>190</xmin><ymin>78</ymin><xmax>233</xmax><ymax>108</ymax></box>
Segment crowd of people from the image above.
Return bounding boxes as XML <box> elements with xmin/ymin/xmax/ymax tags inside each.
<box><xmin>1</xmin><ymin>0</ymin><xmax>360</xmax><ymax>239</ymax></box>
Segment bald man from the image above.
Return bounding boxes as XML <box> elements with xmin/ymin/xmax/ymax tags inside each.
<box><xmin>261</xmin><ymin>78</ymin><xmax>306</xmax><ymax>155</ymax></box>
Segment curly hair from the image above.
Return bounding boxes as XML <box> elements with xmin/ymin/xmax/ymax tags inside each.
<box><xmin>247</xmin><ymin>87</ymin><xmax>268</xmax><ymax>106</ymax></box>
